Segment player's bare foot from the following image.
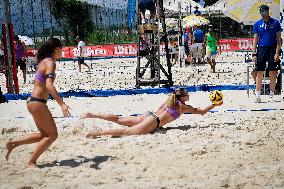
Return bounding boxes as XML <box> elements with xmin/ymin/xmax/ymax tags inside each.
<box><xmin>86</xmin><ymin>131</ymin><xmax>100</xmax><ymax>139</ymax></box>
<box><xmin>5</xmin><ymin>142</ymin><xmax>16</xmax><ymax>161</ymax></box>
<box><xmin>26</xmin><ymin>162</ymin><xmax>39</xmax><ymax>169</ymax></box>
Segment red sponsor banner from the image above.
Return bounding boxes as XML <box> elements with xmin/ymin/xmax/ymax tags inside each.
<box><xmin>26</xmin><ymin>44</ymin><xmax>138</xmax><ymax>58</ymax></box>
<box><xmin>62</xmin><ymin>43</ymin><xmax>137</xmax><ymax>58</ymax></box>
<box><xmin>25</xmin><ymin>38</ymin><xmax>254</xmax><ymax>58</ymax></box>
<box><xmin>219</xmin><ymin>38</ymin><xmax>253</xmax><ymax>52</ymax></box>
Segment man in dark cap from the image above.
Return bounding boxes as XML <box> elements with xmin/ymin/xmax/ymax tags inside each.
<box><xmin>252</xmin><ymin>4</ymin><xmax>282</xmax><ymax>103</ymax></box>
<box><xmin>193</xmin><ymin>6</ymin><xmax>201</xmax><ymax>16</ymax></box>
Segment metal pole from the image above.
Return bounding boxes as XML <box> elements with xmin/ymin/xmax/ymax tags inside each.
<box><xmin>49</xmin><ymin>1</ymin><xmax>53</xmax><ymax>36</ymax></box>
<box><xmin>40</xmin><ymin>0</ymin><xmax>45</xmax><ymax>42</ymax></box>
<box><xmin>219</xmin><ymin>10</ymin><xmax>222</xmax><ymax>38</ymax></box>
<box><xmin>30</xmin><ymin>0</ymin><xmax>36</xmax><ymax>44</ymax></box>
<box><xmin>178</xmin><ymin>2</ymin><xmax>184</xmax><ymax>68</ymax></box>
<box><xmin>95</xmin><ymin>5</ymin><xmax>97</xmax><ymax>30</ymax></box>
<box><xmin>2</xmin><ymin>0</ymin><xmax>14</xmax><ymax>93</ymax></box>
<box><xmin>186</xmin><ymin>5</ymin><xmax>189</xmax><ymax>15</ymax></box>
<box><xmin>280</xmin><ymin>0</ymin><xmax>284</xmax><ymax>97</ymax></box>
<box><xmin>20</xmin><ymin>0</ymin><xmax>24</xmax><ymax>34</ymax></box>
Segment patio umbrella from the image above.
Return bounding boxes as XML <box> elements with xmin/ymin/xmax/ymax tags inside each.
<box><xmin>183</xmin><ymin>15</ymin><xmax>210</xmax><ymax>27</ymax></box>
<box><xmin>223</xmin><ymin>0</ymin><xmax>280</xmax><ymax>25</ymax></box>
<box><xmin>165</xmin><ymin>18</ymin><xmax>179</xmax><ymax>28</ymax></box>
<box><xmin>18</xmin><ymin>35</ymin><xmax>35</xmax><ymax>46</ymax></box>
<box><xmin>164</xmin><ymin>0</ymin><xmax>206</xmax><ymax>15</ymax></box>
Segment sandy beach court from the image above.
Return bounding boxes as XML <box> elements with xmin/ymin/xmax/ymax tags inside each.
<box><xmin>0</xmin><ymin>53</ymin><xmax>284</xmax><ymax>188</ymax></box>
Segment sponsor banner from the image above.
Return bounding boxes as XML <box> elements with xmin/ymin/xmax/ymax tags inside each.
<box><xmin>25</xmin><ymin>38</ymin><xmax>254</xmax><ymax>58</ymax></box>
<box><xmin>26</xmin><ymin>44</ymin><xmax>138</xmax><ymax>58</ymax></box>
<box><xmin>219</xmin><ymin>38</ymin><xmax>253</xmax><ymax>52</ymax></box>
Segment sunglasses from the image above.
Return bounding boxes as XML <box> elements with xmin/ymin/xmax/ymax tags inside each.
<box><xmin>259</xmin><ymin>10</ymin><xmax>268</xmax><ymax>15</ymax></box>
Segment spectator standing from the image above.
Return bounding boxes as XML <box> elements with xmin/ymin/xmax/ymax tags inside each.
<box><xmin>190</xmin><ymin>25</ymin><xmax>204</xmax><ymax>64</ymax></box>
<box><xmin>15</xmin><ymin>35</ymin><xmax>27</xmax><ymax>83</ymax></box>
<box><xmin>203</xmin><ymin>25</ymin><xmax>221</xmax><ymax>72</ymax></box>
<box><xmin>184</xmin><ymin>28</ymin><xmax>191</xmax><ymax>63</ymax></box>
<box><xmin>252</xmin><ymin>5</ymin><xmax>282</xmax><ymax>103</ymax></box>
<box><xmin>193</xmin><ymin>25</ymin><xmax>204</xmax><ymax>43</ymax></box>
<box><xmin>76</xmin><ymin>36</ymin><xmax>90</xmax><ymax>72</ymax></box>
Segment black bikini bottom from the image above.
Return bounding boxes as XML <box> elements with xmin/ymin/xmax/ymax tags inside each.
<box><xmin>146</xmin><ymin>111</ymin><xmax>160</xmax><ymax>131</ymax></box>
<box><xmin>27</xmin><ymin>96</ymin><xmax>47</xmax><ymax>104</ymax></box>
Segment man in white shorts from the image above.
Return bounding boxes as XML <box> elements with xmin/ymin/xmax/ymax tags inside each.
<box><xmin>76</xmin><ymin>36</ymin><xmax>90</xmax><ymax>72</ymax></box>
<box><xmin>189</xmin><ymin>43</ymin><xmax>203</xmax><ymax>64</ymax></box>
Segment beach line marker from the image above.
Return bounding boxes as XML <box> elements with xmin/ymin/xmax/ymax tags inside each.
<box><xmin>1</xmin><ymin>108</ymin><xmax>283</xmax><ymax>120</ymax></box>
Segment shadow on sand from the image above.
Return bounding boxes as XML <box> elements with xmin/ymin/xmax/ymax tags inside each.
<box><xmin>39</xmin><ymin>155</ymin><xmax>114</xmax><ymax>169</ymax></box>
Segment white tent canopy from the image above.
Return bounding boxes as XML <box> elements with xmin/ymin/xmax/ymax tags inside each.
<box><xmin>163</xmin><ymin>0</ymin><xmax>206</xmax><ymax>14</ymax></box>
<box><xmin>205</xmin><ymin>0</ymin><xmax>226</xmax><ymax>14</ymax></box>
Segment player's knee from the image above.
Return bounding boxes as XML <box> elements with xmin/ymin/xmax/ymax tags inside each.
<box><xmin>48</xmin><ymin>132</ymin><xmax>58</xmax><ymax>142</ymax></box>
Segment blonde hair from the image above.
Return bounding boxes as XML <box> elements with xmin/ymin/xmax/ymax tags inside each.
<box><xmin>166</xmin><ymin>88</ymin><xmax>188</xmax><ymax>108</ymax></box>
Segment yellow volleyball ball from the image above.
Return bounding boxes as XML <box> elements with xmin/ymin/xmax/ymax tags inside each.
<box><xmin>209</xmin><ymin>90</ymin><xmax>223</xmax><ymax>105</ymax></box>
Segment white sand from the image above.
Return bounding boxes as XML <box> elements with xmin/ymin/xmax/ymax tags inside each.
<box><xmin>0</xmin><ymin>52</ymin><xmax>284</xmax><ymax>189</ymax></box>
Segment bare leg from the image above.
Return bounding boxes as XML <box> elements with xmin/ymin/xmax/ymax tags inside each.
<box><xmin>5</xmin><ymin>133</ymin><xmax>44</xmax><ymax>161</ymax></box>
<box><xmin>78</xmin><ymin>62</ymin><xmax>82</xmax><ymax>72</ymax></box>
<box><xmin>23</xmin><ymin>69</ymin><xmax>27</xmax><ymax>83</ymax></box>
<box><xmin>256</xmin><ymin>71</ymin><xmax>264</xmax><ymax>92</ymax></box>
<box><xmin>82</xmin><ymin>63</ymin><xmax>90</xmax><ymax>71</ymax></box>
<box><xmin>269</xmin><ymin>71</ymin><xmax>277</xmax><ymax>92</ymax></box>
<box><xmin>27</xmin><ymin>103</ymin><xmax>58</xmax><ymax>166</ymax></box>
<box><xmin>87</xmin><ymin>128</ymin><xmax>128</xmax><ymax>138</ymax></box>
<box><xmin>86</xmin><ymin>117</ymin><xmax>157</xmax><ymax>138</ymax></box>
<box><xmin>80</xmin><ymin>112</ymin><xmax>145</xmax><ymax>127</ymax></box>
<box><xmin>207</xmin><ymin>58</ymin><xmax>213</xmax><ymax>70</ymax></box>
<box><xmin>212</xmin><ymin>59</ymin><xmax>216</xmax><ymax>73</ymax></box>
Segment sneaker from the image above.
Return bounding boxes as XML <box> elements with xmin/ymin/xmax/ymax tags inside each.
<box><xmin>254</xmin><ymin>95</ymin><xmax>261</xmax><ymax>103</ymax></box>
<box><xmin>268</xmin><ymin>95</ymin><xmax>276</xmax><ymax>103</ymax></box>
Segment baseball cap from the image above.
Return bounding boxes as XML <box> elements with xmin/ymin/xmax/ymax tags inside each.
<box><xmin>259</xmin><ymin>5</ymin><xmax>269</xmax><ymax>14</ymax></box>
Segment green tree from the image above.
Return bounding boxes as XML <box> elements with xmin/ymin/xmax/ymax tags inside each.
<box><xmin>50</xmin><ymin>0</ymin><xmax>94</xmax><ymax>45</ymax></box>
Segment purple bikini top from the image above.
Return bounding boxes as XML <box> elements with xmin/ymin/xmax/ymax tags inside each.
<box><xmin>165</xmin><ymin>100</ymin><xmax>182</xmax><ymax>120</ymax></box>
<box><xmin>35</xmin><ymin>71</ymin><xmax>56</xmax><ymax>83</ymax></box>
<box><xmin>34</xmin><ymin>57</ymin><xmax>56</xmax><ymax>83</ymax></box>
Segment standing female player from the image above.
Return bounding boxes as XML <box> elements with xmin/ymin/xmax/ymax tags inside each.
<box><xmin>5</xmin><ymin>37</ymin><xmax>71</xmax><ymax>168</ymax></box>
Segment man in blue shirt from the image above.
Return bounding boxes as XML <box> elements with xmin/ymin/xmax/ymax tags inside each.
<box><xmin>252</xmin><ymin>5</ymin><xmax>282</xmax><ymax>103</ymax></box>
<box><xmin>193</xmin><ymin>25</ymin><xmax>204</xmax><ymax>43</ymax></box>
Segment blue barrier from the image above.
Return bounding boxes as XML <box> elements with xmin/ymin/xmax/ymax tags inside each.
<box><xmin>4</xmin><ymin>84</ymin><xmax>256</xmax><ymax>101</ymax></box>
<box><xmin>59</xmin><ymin>56</ymin><xmax>136</xmax><ymax>62</ymax></box>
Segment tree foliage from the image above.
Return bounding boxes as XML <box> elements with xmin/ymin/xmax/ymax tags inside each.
<box><xmin>50</xmin><ymin>0</ymin><xmax>94</xmax><ymax>45</ymax></box>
